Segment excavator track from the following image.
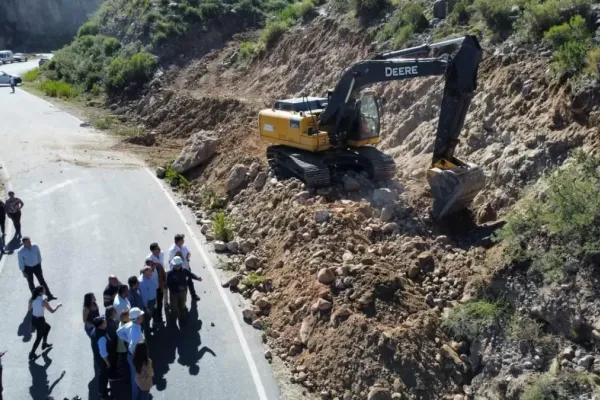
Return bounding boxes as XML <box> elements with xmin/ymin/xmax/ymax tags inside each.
<box><xmin>354</xmin><ymin>146</ymin><xmax>396</xmax><ymax>181</ymax></box>
<box><xmin>267</xmin><ymin>145</ymin><xmax>331</xmax><ymax>187</ymax></box>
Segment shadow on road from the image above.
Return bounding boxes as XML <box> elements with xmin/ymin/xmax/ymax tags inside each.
<box><xmin>1</xmin><ymin>232</ymin><xmax>22</xmax><ymax>255</ymax></box>
<box><xmin>29</xmin><ymin>350</ymin><xmax>65</xmax><ymax>399</ymax></box>
<box><xmin>18</xmin><ymin>309</ymin><xmax>33</xmax><ymax>342</ymax></box>
<box><xmin>150</xmin><ymin>301</ymin><xmax>216</xmax><ymax>390</ymax></box>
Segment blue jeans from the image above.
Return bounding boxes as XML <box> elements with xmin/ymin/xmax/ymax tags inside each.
<box><xmin>137</xmin><ymin>390</ymin><xmax>150</xmax><ymax>400</ymax></box>
<box><xmin>127</xmin><ymin>352</ymin><xmax>139</xmax><ymax>400</ymax></box>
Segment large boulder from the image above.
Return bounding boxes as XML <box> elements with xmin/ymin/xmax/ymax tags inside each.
<box><xmin>172</xmin><ymin>130</ymin><xmax>218</xmax><ymax>173</ymax></box>
<box><xmin>227</xmin><ymin>164</ymin><xmax>248</xmax><ymax>192</ymax></box>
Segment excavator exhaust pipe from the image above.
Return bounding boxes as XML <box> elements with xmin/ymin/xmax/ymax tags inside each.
<box><xmin>427</xmin><ymin>162</ymin><xmax>485</xmax><ymax>220</ymax></box>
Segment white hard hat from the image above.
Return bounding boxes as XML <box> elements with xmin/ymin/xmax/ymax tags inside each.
<box><xmin>172</xmin><ymin>256</ymin><xmax>183</xmax><ymax>265</ymax></box>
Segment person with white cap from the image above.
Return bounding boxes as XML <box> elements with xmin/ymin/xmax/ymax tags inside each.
<box><xmin>167</xmin><ymin>234</ymin><xmax>200</xmax><ymax>301</ymax></box>
<box><xmin>166</xmin><ymin>256</ymin><xmax>202</xmax><ymax>327</ymax></box>
<box><xmin>116</xmin><ymin>307</ymin><xmax>145</xmax><ymax>400</ymax></box>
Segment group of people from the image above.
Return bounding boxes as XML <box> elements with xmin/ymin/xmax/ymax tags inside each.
<box><xmin>83</xmin><ymin>234</ymin><xmax>204</xmax><ymax>400</ymax></box>
<box><xmin>1</xmin><ymin>189</ymin><xmax>206</xmax><ymax>400</ymax></box>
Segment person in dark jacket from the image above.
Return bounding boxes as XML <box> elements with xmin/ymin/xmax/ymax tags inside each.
<box><xmin>166</xmin><ymin>256</ymin><xmax>201</xmax><ymax>327</ymax></box>
<box><xmin>0</xmin><ymin>199</ymin><xmax>5</xmax><ymax>253</ymax></box>
<box><xmin>91</xmin><ymin>316</ymin><xmax>114</xmax><ymax>400</ymax></box>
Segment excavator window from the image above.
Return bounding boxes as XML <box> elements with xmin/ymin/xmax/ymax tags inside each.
<box><xmin>357</xmin><ymin>92</ymin><xmax>380</xmax><ymax>139</ymax></box>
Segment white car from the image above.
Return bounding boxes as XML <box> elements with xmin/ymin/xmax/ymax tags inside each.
<box><xmin>0</xmin><ymin>71</ymin><xmax>22</xmax><ymax>85</ymax></box>
<box><xmin>13</xmin><ymin>53</ymin><xmax>27</xmax><ymax>62</ymax></box>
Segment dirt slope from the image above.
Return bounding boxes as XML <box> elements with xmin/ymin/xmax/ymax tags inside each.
<box><xmin>109</xmin><ymin>11</ymin><xmax>600</xmax><ymax>400</ymax></box>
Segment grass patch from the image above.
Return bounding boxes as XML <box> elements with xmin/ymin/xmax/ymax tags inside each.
<box><xmin>115</xmin><ymin>126</ymin><xmax>144</xmax><ymax>136</ymax></box>
<box><xmin>522</xmin><ymin>372</ymin><xmax>600</xmax><ymax>400</ymax></box>
<box><xmin>506</xmin><ymin>314</ymin><xmax>544</xmax><ymax>345</ymax></box>
<box><xmin>442</xmin><ymin>300</ymin><xmax>511</xmax><ymax>341</ymax></box>
<box><xmin>495</xmin><ymin>150</ymin><xmax>600</xmax><ymax>283</ymax></box>
<box><xmin>211</xmin><ymin>210</ymin><xmax>234</xmax><ymax>242</ymax></box>
<box><xmin>244</xmin><ymin>272</ymin><xmax>266</xmax><ymax>286</ymax></box>
<box><xmin>164</xmin><ymin>166</ymin><xmax>190</xmax><ymax>189</ymax></box>
<box><xmin>22</xmin><ymin>68</ymin><xmax>40</xmax><ymax>83</ymax></box>
<box><xmin>40</xmin><ymin>80</ymin><xmax>78</xmax><ymax>99</ymax></box>
<box><xmin>201</xmin><ymin>188</ymin><xmax>225</xmax><ymax>210</ymax></box>
<box><xmin>376</xmin><ymin>2</ymin><xmax>428</xmax><ymax>48</ymax></box>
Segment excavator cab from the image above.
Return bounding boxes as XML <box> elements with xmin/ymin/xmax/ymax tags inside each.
<box><xmin>343</xmin><ymin>89</ymin><xmax>383</xmax><ymax>146</ymax></box>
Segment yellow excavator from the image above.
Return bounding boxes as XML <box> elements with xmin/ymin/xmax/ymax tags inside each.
<box><xmin>258</xmin><ymin>35</ymin><xmax>485</xmax><ymax>220</ymax></box>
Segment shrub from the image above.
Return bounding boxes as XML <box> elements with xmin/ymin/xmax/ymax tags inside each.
<box><xmin>237</xmin><ymin>41</ymin><xmax>259</xmax><ymax>62</ymax></box>
<box><xmin>105</xmin><ymin>51</ymin><xmax>158</xmax><ymax>94</ymax></box>
<box><xmin>351</xmin><ymin>0</ymin><xmax>389</xmax><ymax>19</ymax></box>
<box><xmin>495</xmin><ymin>150</ymin><xmax>600</xmax><ymax>283</ymax></box>
<box><xmin>278</xmin><ymin>0</ymin><xmax>316</xmax><ymax>22</ymax></box>
<box><xmin>244</xmin><ymin>272</ymin><xmax>265</xmax><ymax>286</ymax></box>
<box><xmin>93</xmin><ymin>116</ymin><xmax>115</xmax><ymax>130</ymax></box>
<box><xmin>260</xmin><ymin>20</ymin><xmax>288</xmax><ymax>48</ymax></box>
<box><xmin>506</xmin><ymin>314</ymin><xmax>543</xmax><ymax>345</ymax></box>
<box><xmin>77</xmin><ymin>22</ymin><xmax>100</xmax><ymax>37</ymax></box>
<box><xmin>473</xmin><ymin>0</ymin><xmax>515</xmax><ymax>35</ymax></box>
<box><xmin>522</xmin><ymin>372</ymin><xmax>600</xmax><ymax>400</ymax></box>
<box><xmin>40</xmin><ymin>80</ymin><xmax>78</xmax><ymax>99</ymax></box>
<box><xmin>584</xmin><ymin>47</ymin><xmax>600</xmax><ymax>76</ymax></box>
<box><xmin>22</xmin><ymin>68</ymin><xmax>40</xmax><ymax>82</ymax></box>
<box><xmin>164</xmin><ymin>166</ymin><xmax>190</xmax><ymax>189</ymax></box>
<box><xmin>543</xmin><ymin>15</ymin><xmax>589</xmax><ymax>49</ymax></box>
<box><xmin>448</xmin><ymin>0</ymin><xmax>472</xmax><ymax>26</ymax></box>
<box><xmin>442</xmin><ymin>300</ymin><xmax>510</xmax><ymax>341</ymax></box>
<box><xmin>521</xmin><ymin>0</ymin><xmax>592</xmax><ymax>41</ymax></box>
<box><xmin>378</xmin><ymin>2</ymin><xmax>428</xmax><ymax>48</ymax></box>
<box><xmin>212</xmin><ymin>210</ymin><xmax>234</xmax><ymax>242</ymax></box>
<box><xmin>552</xmin><ymin>39</ymin><xmax>591</xmax><ymax>73</ymax></box>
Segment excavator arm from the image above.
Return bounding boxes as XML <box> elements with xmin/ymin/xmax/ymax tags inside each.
<box><xmin>319</xmin><ymin>35</ymin><xmax>485</xmax><ymax>219</ymax></box>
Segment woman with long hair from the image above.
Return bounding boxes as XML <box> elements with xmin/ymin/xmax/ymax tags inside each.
<box><xmin>29</xmin><ymin>286</ymin><xmax>62</xmax><ymax>360</ymax></box>
<box><xmin>132</xmin><ymin>341</ymin><xmax>153</xmax><ymax>399</ymax></box>
<box><xmin>83</xmin><ymin>292</ymin><xmax>100</xmax><ymax>338</ymax></box>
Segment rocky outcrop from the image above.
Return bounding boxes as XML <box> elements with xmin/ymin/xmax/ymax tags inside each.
<box><xmin>0</xmin><ymin>0</ymin><xmax>103</xmax><ymax>51</ymax></box>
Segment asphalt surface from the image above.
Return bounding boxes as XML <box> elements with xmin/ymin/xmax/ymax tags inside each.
<box><xmin>0</xmin><ymin>60</ymin><xmax>282</xmax><ymax>400</ymax></box>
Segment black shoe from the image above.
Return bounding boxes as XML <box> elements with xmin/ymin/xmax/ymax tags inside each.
<box><xmin>42</xmin><ymin>342</ymin><xmax>52</xmax><ymax>349</ymax></box>
<box><xmin>28</xmin><ymin>352</ymin><xmax>36</xmax><ymax>360</ymax></box>
<box><xmin>46</xmin><ymin>294</ymin><xmax>57</xmax><ymax>301</ymax></box>
<box><xmin>191</xmin><ymin>294</ymin><xmax>200</xmax><ymax>301</ymax></box>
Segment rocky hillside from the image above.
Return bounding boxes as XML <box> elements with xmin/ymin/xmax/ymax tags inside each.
<box><xmin>0</xmin><ymin>0</ymin><xmax>103</xmax><ymax>51</ymax></box>
<box><xmin>35</xmin><ymin>0</ymin><xmax>600</xmax><ymax>398</ymax></box>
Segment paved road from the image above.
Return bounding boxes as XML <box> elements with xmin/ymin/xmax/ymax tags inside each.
<box><xmin>0</xmin><ymin>61</ymin><xmax>282</xmax><ymax>400</ymax></box>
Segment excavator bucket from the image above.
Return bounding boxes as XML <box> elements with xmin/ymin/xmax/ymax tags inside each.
<box><xmin>427</xmin><ymin>161</ymin><xmax>485</xmax><ymax>219</ymax></box>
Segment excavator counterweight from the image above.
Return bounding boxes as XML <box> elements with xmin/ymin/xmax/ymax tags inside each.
<box><xmin>258</xmin><ymin>35</ymin><xmax>485</xmax><ymax>220</ymax></box>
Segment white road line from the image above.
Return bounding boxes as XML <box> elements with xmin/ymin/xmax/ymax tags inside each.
<box><xmin>145</xmin><ymin>167</ymin><xmax>268</xmax><ymax>400</ymax></box>
<box><xmin>28</xmin><ymin>178</ymin><xmax>79</xmax><ymax>200</ymax></box>
<box><xmin>0</xmin><ymin>161</ymin><xmax>14</xmax><ymax>276</ymax></box>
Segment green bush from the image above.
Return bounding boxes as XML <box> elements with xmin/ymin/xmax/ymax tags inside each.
<box><xmin>351</xmin><ymin>0</ymin><xmax>389</xmax><ymax>19</ymax></box>
<box><xmin>377</xmin><ymin>2</ymin><xmax>428</xmax><ymax>48</ymax></box>
<box><xmin>164</xmin><ymin>166</ymin><xmax>190</xmax><ymax>189</ymax></box>
<box><xmin>473</xmin><ymin>0</ymin><xmax>515</xmax><ymax>34</ymax></box>
<box><xmin>212</xmin><ymin>210</ymin><xmax>234</xmax><ymax>242</ymax></box>
<box><xmin>522</xmin><ymin>372</ymin><xmax>600</xmax><ymax>400</ymax></box>
<box><xmin>40</xmin><ymin>80</ymin><xmax>78</xmax><ymax>99</ymax></box>
<box><xmin>543</xmin><ymin>15</ymin><xmax>589</xmax><ymax>49</ymax></box>
<box><xmin>496</xmin><ymin>150</ymin><xmax>600</xmax><ymax>283</ymax></box>
<box><xmin>77</xmin><ymin>22</ymin><xmax>100</xmax><ymax>37</ymax></box>
<box><xmin>260</xmin><ymin>20</ymin><xmax>289</xmax><ymax>48</ymax></box>
<box><xmin>552</xmin><ymin>39</ymin><xmax>590</xmax><ymax>73</ymax></box>
<box><xmin>93</xmin><ymin>116</ymin><xmax>115</xmax><ymax>130</ymax></box>
<box><xmin>105</xmin><ymin>51</ymin><xmax>158</xmax><ymax>94</ymax></box>
<box><xmin>442</xmin><ymin>300</ymin><xmax>510</xmax><ymax>341</ymax></box>
<box><xmin>237</xmin><ymin>41</ymin><xmax>259</xmax><ymax>62</ymax></box>
<box><xmin>584</xmin><ymin>47</ymin><xmax>600</xmax><ymax>76</ymax></box>
<box><xmin>244</xmin><ymin>272</ymin><xmax>265</xmax><ymax>286</ymax></box>
<box><xmin>448</xmin><ymin>0</ymin><xmax>472</xmax><ymax>26</ymax></box>
<box><xmin>506</xmin><ymin>314</ymin><xmax>543</xmax><ymax>344</ymax></box>
<box><xmin>22</xmin><ymin>68</ymin><xmax>40</xmax><ymax>82</ymax></box>
<box><xmin>522</xmin><ymin>0</ymin><xmax>592</xmax><ymax>41</ymax></box>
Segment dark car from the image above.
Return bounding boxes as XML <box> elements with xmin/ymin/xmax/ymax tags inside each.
<box><xmin>39</xmin><ymin>58</ymin><xmax>50</xmax><ymax>67</ymax></box>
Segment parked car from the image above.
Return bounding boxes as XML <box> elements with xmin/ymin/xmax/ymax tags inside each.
<box><xmin>39</xmin><ymin>58</ymin><xmax>50</xmax><ymax>67</ymax></box>
<box><xmin>0</xmin><ymin>71</ymin><xmax>22</xmax><ymax>85</ymax></box>
<box><xmin>0</xmin><ymin>50</ymin><xmax>13</xmax><ymax>64</ymax></box>
<box><xmin>13</xmin><ymin>53</ymin><xmax>27</xmax><ymax>62</ymax></box>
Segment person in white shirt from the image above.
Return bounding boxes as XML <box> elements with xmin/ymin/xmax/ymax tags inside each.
<box><xmin>112</xmin><ymin>285</ymin><xmax>131</xmax><ymax>322</ymax></box>
<box><xmin>146</xmin><ymin>243</ymin><xmax>167</xmax><ymax>324</ymax></box>
<box><xmin>28</xmin><ymin>286</ymin><xmax>62</xmax><ymax>360</ymax></box>
<box><xmin>167</xmin><ymin>234</ymin><xmax>199</xmax><ymax>301</ymax></box>
<box><xmin>117</xmin><ymin>307</ymin><xmax>145</xmax><ymax>400</ymax></box>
